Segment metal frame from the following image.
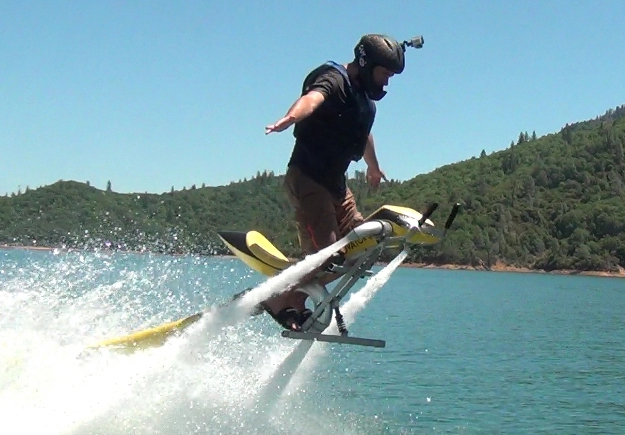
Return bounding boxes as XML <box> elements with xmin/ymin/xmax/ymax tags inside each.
<box><xmin>282</xmin><ymin>203</ymin><xmax>460</xmax><ymax>348</ymax></box>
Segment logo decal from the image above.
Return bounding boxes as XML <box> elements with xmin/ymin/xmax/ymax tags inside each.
<box><xmin>344</xmin><ymin>236</ymin><xmax>373</xmax><ymax>253</ymax></box>
<box><xmin>358</xmin><ymin>44</ymin><xmax>367</xmax><ymax>67</ymax></box>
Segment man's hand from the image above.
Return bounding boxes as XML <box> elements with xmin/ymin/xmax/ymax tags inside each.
<box><xmin>366</xmin><ymin>166</ymin><xmax>388</xmax><ymax>188</ymax></box>
<box><xmin>265</xmin><ymin>115</ymin><xmax>296</xmax><ymax>134</ymax></box>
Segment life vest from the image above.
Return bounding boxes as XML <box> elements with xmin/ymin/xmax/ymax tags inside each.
<box><xmin>289</xmin><ymin>61</ymin><xmax>376</xmax><ymax>196</ymax></box>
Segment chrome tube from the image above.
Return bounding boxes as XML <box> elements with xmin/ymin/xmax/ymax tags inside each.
<box><xmin>345</xmin><ymin>220</ymin><xmax>393</xmax><ymax>242</ymax></box>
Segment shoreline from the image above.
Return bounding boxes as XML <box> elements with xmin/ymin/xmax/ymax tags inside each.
<box><xmin>3</xmin><ymin>244</ymin><xmax>624</xmax><ymax>279</ymax></box>
<box><xmin>398</xmin><ymin>260</ymin><xmax>625</xmax><ymax>279</ymax></box>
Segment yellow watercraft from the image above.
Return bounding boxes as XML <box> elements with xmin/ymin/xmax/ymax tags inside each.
<box><xmin>85</xmin><ymin>203</ymin><xmax>459</xmax><ymax>352</ymax></box>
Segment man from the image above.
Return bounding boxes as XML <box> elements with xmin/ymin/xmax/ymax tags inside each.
<box><xmin>261</xmin><ymin>34</ymin><xmax>407</xmax><ymax>331</ymax></box>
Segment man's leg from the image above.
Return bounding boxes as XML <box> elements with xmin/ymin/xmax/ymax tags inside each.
<box><xmin>260</xmin><ymin>166</ymin><xmax>340</xmax><ymax>329</ymax></box>
<box><xmin>284</xmin><ymin>165</ymin><xmax>341</xmax><ymax>255</ymax></box>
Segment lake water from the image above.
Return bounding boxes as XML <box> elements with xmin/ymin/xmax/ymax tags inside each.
<box><xmin>1</xmin><ymin>249</ymin><xmax>624</xmax><ymax>434</ymax></box>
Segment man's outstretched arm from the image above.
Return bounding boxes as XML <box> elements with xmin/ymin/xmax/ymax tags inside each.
<box><xmin>265</xmin><ymin>91</ymin><xmax>326</xmax><ymax>134</ymax></box>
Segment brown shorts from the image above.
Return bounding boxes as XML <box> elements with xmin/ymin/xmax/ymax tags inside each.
<box><xmin>284</xmin><ymin>165</ymin><xmax>364</xmax><ymax>255</ymax></box>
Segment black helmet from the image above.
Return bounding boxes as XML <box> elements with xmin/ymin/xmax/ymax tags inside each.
<box><xmin>354</xmin><ymin>34</ymin><xmax>405</xmax><ymax>101</ymax></box>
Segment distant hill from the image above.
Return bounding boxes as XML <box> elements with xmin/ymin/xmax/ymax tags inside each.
<box><xmin>2</xmin><ymin>104</ymin><xmax>624</xmax><ymax>273</ymax></box>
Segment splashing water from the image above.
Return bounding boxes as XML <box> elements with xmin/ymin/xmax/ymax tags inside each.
<box><xmin>340</xmin><ymin>250</ymin><xmax>409</xmax><ymax>327</ymax></box>
<box><xmin>0</xmin><ymin>246</ymin><xmax>396</xmax><ymax>435</ymax></box>
<box><xmin>284</xmin><ymin>250</ymin><xmax>409</xmax><ymax>394</ymax></box>
<box><xmin>247</xmin><ymin>250</ymin><xmax>409</xmax><ymax>415</ymax></box>
<box><xmin>234</xmin><ymin>237</ymin><xmax>351</xmax><ymax>311</ymax></box>
<box><xmin>188</xmin><ymin>236</ymin><xmax>352</xmax><ymax>338</ymax></box>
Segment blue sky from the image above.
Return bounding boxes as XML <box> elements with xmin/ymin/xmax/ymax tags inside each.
<box><xmin>2</xmin><ymin>1</ymin><xmax>624</xmax><ymax>195</ymax></box>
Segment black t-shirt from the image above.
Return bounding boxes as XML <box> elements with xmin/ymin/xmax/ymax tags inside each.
<box><xmin>289</xmin><ymin>62</ymin><xmax>376</xmax><ymax>198</ymax></box>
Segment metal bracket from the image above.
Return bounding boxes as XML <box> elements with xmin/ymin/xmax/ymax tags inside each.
<box><xmin>281</xmin><ymin>330</ymin><xmax>386</xmax><ymax>348</ymax></box>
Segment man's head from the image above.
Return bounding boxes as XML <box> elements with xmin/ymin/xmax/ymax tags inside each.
<box><xmin>353</xmin><ymin>34</ymin><xmax>405</xmax><ymax>101</ymax></box>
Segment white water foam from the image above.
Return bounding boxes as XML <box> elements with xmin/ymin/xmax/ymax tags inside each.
<box><xmin>340</xmin><ymin>250</ymin><xmax>409</xmax><ymax>327</ymax></box>
<box><xmin>1</xmin><ymin>247</ymin><xmax>391</xmax><ymax>435</ymax></box>
<box><xmin>184</xmin><ymin>237</ymin><xmax>352</xmax><ymax>340</ymax></box>
<box><xmin>236</xmin><ymin>237</ymin><xmax>350</xmax><ymax>310</ymax></box>
<box><xmin>283</xmin><ymin>250</ymin><xmax>409</xmax><ymax>394</ymax></box>
<box><xmin>235</xmin><ymin>250</ymin><xmax>410</xmax><ymax>421</ymax></box>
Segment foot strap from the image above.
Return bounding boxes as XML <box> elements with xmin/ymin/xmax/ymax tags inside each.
<box><xmin>260</xmin><ymin>303</ymin><xmax>301</xmax><ymax>331</ymax></box>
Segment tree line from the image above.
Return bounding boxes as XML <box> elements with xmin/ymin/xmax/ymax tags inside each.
<box><xmin>1</xmin><ymin>105</ymin><xmax>624</xmax><ymax>273</ymax></box>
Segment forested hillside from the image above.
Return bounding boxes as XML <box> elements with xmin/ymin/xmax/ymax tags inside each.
<box><xmin>2</xmin><ymin>105</ymin><xmax>624</xmax><ymax>273</ymax></box>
